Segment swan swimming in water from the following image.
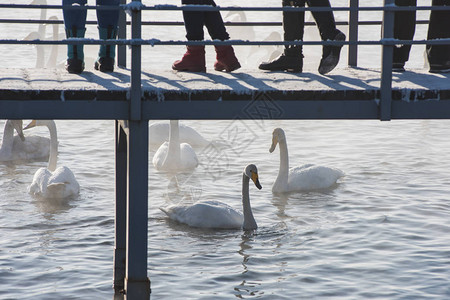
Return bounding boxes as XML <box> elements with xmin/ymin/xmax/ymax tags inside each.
<box><xmin>269</xmin><ymin>128</ymin><xmax>344</xmax><ymax>193</ymax></box>
<box><xmin>160</xmin><ymin>164</ymin><xmax>262</xmax><ymax>230</ymax></box>
<box><xmin>26</xmin><ymin>120</ymin><xmax>79</xmax><ymax>199</ymax></box>
<box><xmin>149</xmin><ymin>121</ymin><xmax>209</xmax><ymax>148</ymax></box>
<box><xmin>152</xmin><ymin>120</ymin><xmax>199</xmax><ymax>172</ymax></box>
<box><xmin>0</xmin><ymin>120</ymin><xmax>26</xmax><ymax>162</ymax></box>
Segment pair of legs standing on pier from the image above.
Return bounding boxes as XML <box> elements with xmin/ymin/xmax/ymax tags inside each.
<box><xmin>394</xmin><ymin>0</ymin><xmax>450</xmax><ymax>73</ymax></box>
<box><xmin>172</xmin><ymin>0</ymin><xmax>241</xmax><ymax>73</ymax></box>
<box><xmin>259</xmin><ymin>0</ymin><xmax>346</xmax><ymax>75</ymax></box>
<box><xmin>63</xmin><ymin>0</ymin><xmax>119</xmax><ymax>74</ymax></box>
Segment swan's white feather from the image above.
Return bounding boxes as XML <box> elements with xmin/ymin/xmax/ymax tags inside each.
<box><xmin>29</xmin><ymin>166</ymin><xmax>79</xmax><ymax>199</ymax></box>
<box><xmin>149</xmin><ymin>122</ymin><xmax>209</xmax><ymax>148</ymax></box>
<box><xmin>160</xmin><ymin>200</ymin><xmax>243</xmax><ymax>229</ymax></box>
<box><xmin>11</xmin><ymin>135</ymin><xmax>50</xmax><ymax>161</ymax></box>
<box><xmin>285</xmin><ymin>164</ymin><xmax>345</xmax><ymax>192</ymax></box>
<box><xmin>152</xmin><ymin>141</ymin><xmax>198</xmax><ymax>171</ymax></box>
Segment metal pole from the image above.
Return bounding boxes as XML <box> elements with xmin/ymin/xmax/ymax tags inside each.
<box><xmin>125</xmin><ymin>120</ymin><xmax>150</xmax><ymax>299</ymax></box>
<box><xmin>130</xmin><ymin>1</ymin><xmax>142</xmax><ymax>121</ymax></box>
<box><xmin>380</xmin><ymin>0</ymin><xmax>394</xmax><ymax>121</ymax></box>
<box><xmin>113</xmin><ymin>120</ymin><xmax>127</xmax><ymax>293</ymax></box>
<box><xmin>118</xmin><ymin>0</ymin><xmax>127</xmax><ymax>68</ymax></box>
<box><xmin>348</xmin><ymin>0</ymin><xmax>359</xmax><ymax>66</ymax></box>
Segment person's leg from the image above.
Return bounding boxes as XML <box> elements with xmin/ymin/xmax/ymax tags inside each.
<box><xmin>199</xmin><ymin>0</ymin><xmax>240</xmax><ymax>72</ymax></box>
<box><xmin>427</xmin><ymin>0</ymin><xmax>450</xmax><ymax>72</ymax></box>
<box><xmin>393</xmin><ymin>0</ymin><xmax>416</xmax><ymax>71</ymax></box>
<box><xmin>306</xmin><ymin>0</ymin><xmax>346</xmax><ymax>75</ymax></box>
<box><xmin>63</xmin><ymin>0</ymin><xmax>87</xmax><ymax>73</ymax></box>
<box><xmin>172</xmin><ymin>0</ymin><xmax>207</xmax><ymax>72</ymax></box>
<box><xmin>95</xmin><ymin>0</ymin><xmax>120</xmax><ymax>72</ymax></box>
<box><xmin>259</xmin><ymin>0</ymin><xmax>305</xmax><ymax>72</ymax></box>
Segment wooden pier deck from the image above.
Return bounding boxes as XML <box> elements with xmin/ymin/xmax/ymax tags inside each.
<box><xmin>1</xmin><ymin>67</ymin><xmax>449</xmax><ymax>120</ymax></box>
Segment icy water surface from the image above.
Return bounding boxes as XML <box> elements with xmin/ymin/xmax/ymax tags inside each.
<box><xmin>1</xmin><ymin>0</ymin><xmax>449</xmax><ymax>299</ymax></box>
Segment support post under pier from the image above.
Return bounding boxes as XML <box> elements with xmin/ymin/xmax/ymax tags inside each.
<box><xmin>124</xmin><ymin>120</ymin><xmax>150</xmax><ymax>299</ymax></box>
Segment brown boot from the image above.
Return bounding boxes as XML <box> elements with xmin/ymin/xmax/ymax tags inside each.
<box><xmin>172</xmin><ymin>45</ymin><xmax>206</xmax><ymax>72</ymax></box>
<box><xmin>214</xmin><ymin>45</ymin><xmax>241</xmax><ymax>72</ymax></box>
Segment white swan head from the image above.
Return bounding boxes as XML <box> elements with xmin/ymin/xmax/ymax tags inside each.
<box><xmin>244</xmin><ymin>164</ymin><xmax>262</xmax><ymax>190</ymax></box>
<box><xmin>10</xmin><ymin>120</ymin><xmax>25</xmax><ymax>141</ymax></box>
<box><xmin>269</xmin><ymin>128</ymin><xmax>286</xmax><ymax>153</ymax></box>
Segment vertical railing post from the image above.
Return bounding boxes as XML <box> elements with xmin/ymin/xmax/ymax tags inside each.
<box><xmin>348</xmin><ymin>0</ymin><xmax>359</xmax><ymax>66</ymax></box>
<box><xmin>118</xmin><ymin>0</ymin><xmax>127</xmax><ymax>68</ymax></box>
<box><xmin>113</xmin><ymin>120</ymin><xmax>127</xmax><ymax>293</ymax></box>
<box><xmin>380</xmin><ymin>0</ymin><xmax>395</xmax><ymax>121</ymax></box>
<box><xmin>124</xmin><ymin>1</ymin><xmax>150</xmax><ymax>299</ymax></box>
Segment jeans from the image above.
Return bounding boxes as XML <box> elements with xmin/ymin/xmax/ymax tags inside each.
<box><xmin>282</xmin><ymin>0</ymin><xmax>340</xmax><ymax>51</ymax></box>
<box><xmin>394</xmin><ymin>0</ymin><xmax>450</xmax><ymax>65</ymax></box>
<box><xmin>181</xmin><ymin>0</ymin><xmax>229</xmax><ymax>41</ymax></box>
<box><xmin>63</xmin><ymin>0</ymin><xmax>120</xmax><ymax>30</ymax></box>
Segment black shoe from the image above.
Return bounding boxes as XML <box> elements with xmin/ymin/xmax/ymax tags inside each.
<box><xmin>318</xmin><ymin>31</ymin><xmax>346</xmax><ymax>75</ymax></box>
<box><xmin>258</xmin><ymin>54</ymin><xmax>303</xmax><ymax>72</ymax></box>
<box><xmin>429</xmin><ymin>61</ymin><xmax>450</xmax><ymax>73</ymax></box>
<box><xmin>65</xmin><ymin>58</ymin><xmax>85</xmax><ymax>74</ymax></box>
<box><xmin>392</xmin><ymin>63</ymin><xmax>406</xmax><ymax>72</ymax></box>
<box><xmin>94</xmin><ymin>57</ymin><xmax>115</xmax><ymax>72</ymax></box>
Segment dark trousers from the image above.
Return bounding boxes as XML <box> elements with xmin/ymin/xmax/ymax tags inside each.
<box><xmin>394</xmin><ymin>0</ymin><xmax>450</xmax><ymax>65</ymax></box>
<box><xmin>282</xmin><ymin>0</ymin><xmax>339</xmax><ymax>52</ymax></box>
<box><xmin>181</xmin><ymin>0</ymin><xmax>229</xmax><ymax>41</ymax></box>
<box><xmin>63</xmin><ymin>0</ymin><xmax>119</xmax><ymax>30</ymax></box>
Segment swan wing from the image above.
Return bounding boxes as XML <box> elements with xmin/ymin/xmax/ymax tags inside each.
<box><xmin>152</xmin><ymin>142</ymin><xmax>169</xmax><ymax>170</ymax></box>
<box><xmin>12</xmin><ymin>135</ymin><xmax>50</xmax><ymax>161</ymax></box>
<box><xmin>28</xmin><ymin>167</ymin><xmax>51</xmax><ymax>196</ymax></box>
<box><xmin>149</xmin><ymin>122</ymin><xmax>209</xmax><ymax>148</ymax></box>
<box><xmin>288</xmin><ymin>164</ymin><xmax>344</xmax><ymax>191</ymax></box>
<box><xmin>46</xmin><ymin>166</ymin><xmax>80</xmax><ymax>198</ymax></box>
<box><xmin>161</xmin><ymin>200</ymin><xmax>243</xmax><ymax>229</ymax></box>
<box><xmin>180</xmin><ymin>143</ymin><xmax>198</xmax><ymax>170</ymax></box>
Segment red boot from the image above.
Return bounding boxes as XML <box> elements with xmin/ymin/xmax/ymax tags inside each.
<box><xmin>172</xmin><ymin>45</ymin><xmax>206</xmax><ymax>72</ymax></box>
<box><xmin>214</xmin><ymin>45</ymin><xmax>241</xmax><ymax>72</ymax></box>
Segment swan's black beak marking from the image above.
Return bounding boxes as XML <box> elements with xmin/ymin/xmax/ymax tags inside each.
<box><xmin>251</xmin><ymin>172</ymin><xmax>262</xmax><ymax>190</ymax></box>
<box><xmin>24</xmin><ymin>120</ymin><xmax>37</xmax><ymax>130</ymax></box>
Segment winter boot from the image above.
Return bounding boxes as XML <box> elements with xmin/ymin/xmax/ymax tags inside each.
<box><xmin>95</xmin><ymin>26</ymin><xmax>118</xmax><ymax>72</ymax></box>
<box><xmin>258</xmin><ymin>46</ymin><xmax>303</xmax><ymax>72</ymax></box>
<box><xmin>65</xmin><ymin>26</ymin><xmax>86</xmax><ymax>74</ymax></box>
<box><xmin>214</xmin><ymin>45</ymin><xmax>241</xmax><ymax>72</ymax></box>
<box><xmin>318</xmin><ymin>31</ymin><xmax>346</xmax><ymax>75</ymax></box>
<box><xmin>172</xmin><ymin>45</ymin><xmax>206</xmax><ymax>72</ymax></box>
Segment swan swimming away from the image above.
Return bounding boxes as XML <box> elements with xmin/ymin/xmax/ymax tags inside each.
<box><xmin>0</xmin><ymin>120</ymin><xmax>26</xmax><ymax>162</ymax></box>
<box><xmin>149</xmin><ymin>121</ymin><xmax>209</xmax><ymax>148</ymax></box>
<box><xmin>152</xmin><ymin>120</ymin><xmax>199</xmax><ymax>172</ymax></box>
<box><xmin>160</xmin><ymin>164</ymin><xmax>262</xmax><ymax>230</ymax></box>
<box><xmin>26</xmin><ymin>120</ymin><xmax>79</xmax><ymax>199</ymax></box>
<box><xmin>269</xmin><ymin>128</ymin><xmax>344</xmax><ymax>193</ymax></box>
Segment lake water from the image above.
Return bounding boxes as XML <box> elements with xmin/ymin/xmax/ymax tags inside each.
<box><xmin>1</xmin><ymin>1</ymin><xmax>449</xmax><ymax>299</ymax></box>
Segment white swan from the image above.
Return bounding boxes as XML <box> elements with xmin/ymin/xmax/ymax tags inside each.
<box><xmin>26</xmin><ymin>120</ymin><xmax>79</xmax><ymax>199</ymax></box>
<box><xmin>160</xmin><ymin>164</ymin><xmax>262</xmax><ymax>230</ymax></box>
<box><xmin>149</xmin><ymin>121</ymin><xmax>209</xmax><ymax>148</ymax></box>
<box><xmin>152</xmin><ymin>120</ymin><xmax>199</xmax><ymax>172</ymax></box>
<box><xmin>0</xmin><ymin>120</ymin><xmax>26</xmax><ymax>162</ymax></box>
<box><xmin>269</xmin><ymin>128</ymin><xmax>344</xmax><ymax>193</ymax></box>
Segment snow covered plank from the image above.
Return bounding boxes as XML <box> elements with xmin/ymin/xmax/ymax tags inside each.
<box><xmin>0</xmin><ymin>67</ymin><xmax>448</xmax><ymax>102</ymax></box>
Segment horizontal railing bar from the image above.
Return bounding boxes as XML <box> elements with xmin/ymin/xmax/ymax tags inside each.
<box><xmin>2</xmin><ymin>38</ymin><xmax>449</xmax><ymax>47</ymax></box>
<box><xmin>0</xmin><ymin>19</ymin><xmax>432</xmax><ymax>27</ymax></box>
<box><xmin>0</xmin><ymin>4</ymin><xmax>448</xmax><ymax>13</ymax></box>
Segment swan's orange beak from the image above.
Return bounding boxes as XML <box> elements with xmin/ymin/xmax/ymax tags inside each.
<box><xmin>251</xmin><ymin>171</ymin><xmax>262</xmax><ymax>190</ymax></box>
<box><xmin>24</xmin><ymin>120</ymin><xmax>37</xmax><ymax>130</ymax></box>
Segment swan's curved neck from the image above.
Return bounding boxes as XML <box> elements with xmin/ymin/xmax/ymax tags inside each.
<box><xmin>164</xmin><ymin>120</ymin><xmax>181</xmax><ymax>167</ymax></box>
<box><xmin>274</xmin><ymin>139</ymin><xmax>290</xmax><ymax>189</ymax></box>
<box><xmin>47</xmin><ymin>122</ymin><xmax>58</xmax><ymax>171</ymax></box>
<box><xmin>242</xmin><ymin>173</ymin><xmax>257</xmax><ymax>230</ymax></box>
<box><xmin>0</xmin><ymin>121</ymin><xmax>14</xmax><ymax>156</ymax></box>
